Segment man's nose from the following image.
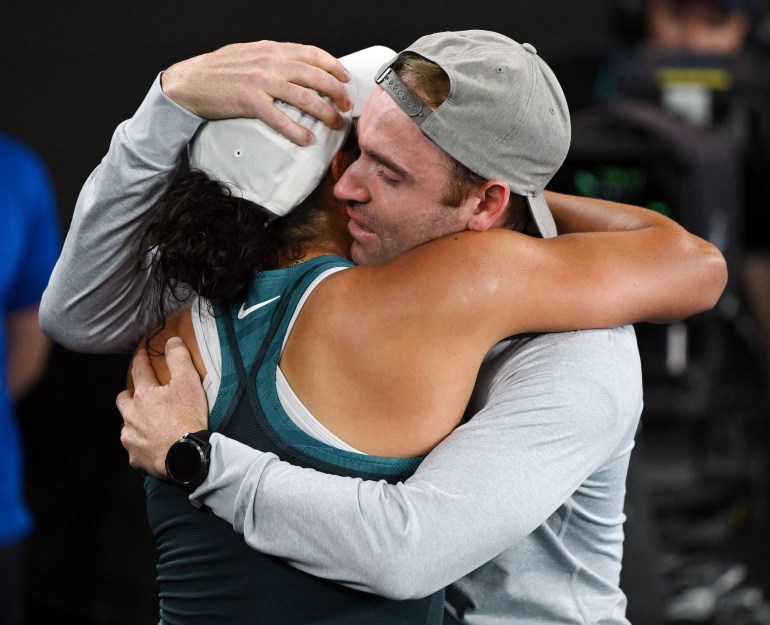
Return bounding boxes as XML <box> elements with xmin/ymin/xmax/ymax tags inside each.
<box><xmin>334</xmin><ymin>162</ymin><xmax>367</xmax><ymax>203</ymax></box>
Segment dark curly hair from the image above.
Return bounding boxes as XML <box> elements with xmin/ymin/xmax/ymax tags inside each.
<box><xmin>134</xmin><ymin>168</ymin><xmax>330</xmax><ymax>346</ymax></box>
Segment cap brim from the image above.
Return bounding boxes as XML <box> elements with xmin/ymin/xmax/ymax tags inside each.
<box><xmin>528</xmin><ymin>194</ymin><xmax>557</xmax><ymax>238</ymax></box>
<box><xmin>339</xmin><ymin>46</ymin><xmax>397</xmax><ymax>116</ymax></box>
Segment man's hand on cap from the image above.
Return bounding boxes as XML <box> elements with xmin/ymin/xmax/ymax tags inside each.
<box><xmin>161</xmin><ymin>41</ymin><xmax>353</xmax><ymax>145</ymax></box>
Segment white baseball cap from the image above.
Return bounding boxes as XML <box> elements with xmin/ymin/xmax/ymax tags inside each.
<box><xmin>188</xmin><ymin>45</ymin><xmax>395</xmax><ymax>216</ymax></box>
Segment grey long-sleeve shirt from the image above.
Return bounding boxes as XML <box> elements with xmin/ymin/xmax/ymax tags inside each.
<box><xmin>40</xmin><ymin>76</ymin><xmax>641</xmax><ymax>625</ymax></box>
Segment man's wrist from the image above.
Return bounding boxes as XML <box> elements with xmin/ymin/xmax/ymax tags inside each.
<box><xmin>123</xmin><ymin>73</ymin><xmax>204</xmax><ymax>167</ymax></box>
<box><xmin>165</xmin><ymin>430</ymin><xmax>212</xmax><ymax>491</ymax></box>
<box><xmin>159</xmin><ymin>64</ymin><xmax>207</xmax><ymax>119</ymax></box>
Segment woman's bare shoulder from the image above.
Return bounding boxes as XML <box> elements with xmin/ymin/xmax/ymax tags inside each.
<box><xmin>128</xmin><ymin>304</ymin><xmax>205</xmax><ymax>388</ymax></box>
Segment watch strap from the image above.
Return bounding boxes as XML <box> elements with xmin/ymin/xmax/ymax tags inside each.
<box><xmin>186</xmin><ymin>430</ymin><xmax>212</xmax><ymax>448</ymax></box>
<box><xmin>165</xmin><ymin>429</ymin><xmax>212</xmax><ymax>491</ymax></box>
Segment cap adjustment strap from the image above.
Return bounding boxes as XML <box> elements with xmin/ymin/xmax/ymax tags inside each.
<box><xmin>375</xmin><ymin>67</ymin><xmax>432</xmax><ymax>127</ymax></box>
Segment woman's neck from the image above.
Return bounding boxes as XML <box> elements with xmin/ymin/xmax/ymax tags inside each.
<box><xmin>277</xmin><ymin>207</ymin><xmax>353</xmax><ymax>268</ymax></box>
<box><xmin>277</xmin><ymin>239</ymin><xmax>351</xmax><ymax>269</ymax></box>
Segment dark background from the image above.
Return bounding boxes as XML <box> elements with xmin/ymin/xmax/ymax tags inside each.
<box><xmin>0</xmin><ymin>0</ymin><xmax>615</xmax><ymax>225</ymax></box>
<box><xmin>3</xmin><ymin>2</ymin><xmax>768</xmax><ymax>624</ymax></box>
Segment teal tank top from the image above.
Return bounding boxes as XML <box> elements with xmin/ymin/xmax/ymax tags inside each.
<box><xmin>145</xmin><ymin>256</ymin><xmax>445</xmax><ymax>625</ymax></box>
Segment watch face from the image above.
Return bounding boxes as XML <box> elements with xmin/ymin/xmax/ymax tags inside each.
<box><xmin>169</xmin><ymin>440</ymin><xmax>203</xmax><ymax>484</ymax></box>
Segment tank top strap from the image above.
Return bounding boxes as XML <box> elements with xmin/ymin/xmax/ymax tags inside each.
<box><xmin>217</xmin><ymin>257</ymin><xmax>345</xmax><ymax>434</ymax></box>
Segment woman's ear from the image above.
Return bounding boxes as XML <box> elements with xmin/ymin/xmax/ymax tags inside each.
<box><xmin>467</xmin><ymin>180</ymin><xmax>510</xmax><ymax>232</ymax></box>
<box><xmin>331</xmin><ymin>151</ymin><xmax>352</xmax><ymax>181</ymax></box>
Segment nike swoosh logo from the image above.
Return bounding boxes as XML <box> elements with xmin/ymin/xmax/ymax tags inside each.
<box><xmin>237</xmin><ymin>295</ymin><xmax>281</xmax><ymax>319</ymax></box>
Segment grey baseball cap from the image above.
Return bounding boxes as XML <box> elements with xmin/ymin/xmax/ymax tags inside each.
<box><xmin>375</xmin><ymin>30</ymin><xmax>571</xmax><ymax>238</ymax></box>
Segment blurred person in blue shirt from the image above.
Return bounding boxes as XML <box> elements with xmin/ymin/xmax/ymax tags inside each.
<box><xmin>0</xmin><ymin>132</ymin><xmax>60</xmax><ymax>625</ymax></box>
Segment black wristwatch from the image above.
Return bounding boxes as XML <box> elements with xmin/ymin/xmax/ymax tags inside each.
<box><xmin>165</xmin><ymin>430</ymin><xmax>212</xmax><ymax>492</ymax></box>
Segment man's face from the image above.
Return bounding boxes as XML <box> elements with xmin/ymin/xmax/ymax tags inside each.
<box><xmin>333</xmin><ymin>89</ymin><xmax>476</xmax><ymax>265</ymax></box>
<box><xmin>647</xmin><ymin>0</ymin><xmax>751</xmax><ymax>55</ymax></box>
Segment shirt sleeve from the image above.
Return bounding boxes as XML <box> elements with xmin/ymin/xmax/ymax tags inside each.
<box><xmin>39</xmin><ymin>74</ymin><xmax>204</xmax><ymax>354</ymax></box>
<box><xmin>194</xmin><ymin>327</ymin><xmax>643</xmax><ymax>600</ymax></box>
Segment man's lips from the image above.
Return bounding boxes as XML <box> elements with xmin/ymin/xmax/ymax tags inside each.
<box><xmin>348</xmin><ymin>219</ymin><xmax>375</xmax><ymax>241</ymax></box>
<box><xmin>347</xmin><ymin>208</ymin><xmax>375</xmax><ymax>239</ymax></box>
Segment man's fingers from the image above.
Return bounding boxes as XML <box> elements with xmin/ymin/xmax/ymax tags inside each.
<box><xmin>281</xmin><ymin>42</ymin><xmax>352</xmax><ymax>84</ymax></box>
<box><xmin>116</xmin><ymin>390</ymin><xmax>139</xmax><ymax>436</ymax></box>
<box><xmin>264</xmin><ymin>41</ymin><xmax>352</xmax><ymax>99</ymax></box>
<box><xmin>272</xmin><ymin>77</ymin><xmax>347</xmax><ymax>122</ymax></box>
<box><xmin>280</xmin><ymin>60</ymin><xmax>352</xmax><ymax>115</ymax></box>
<box><xmin>130</xmin><ymin>348</ymin><xmax>160</xmax><ymax>390</ymax></box>
<box><xmin>235</xmin><ymin>42</ymin><xmax>351</xmax><ymax>138</ymax></box>
<box><xmin>163</xmin><ymin>337</ymin><xmax>199</xmax><ymax>383</ymax></box>
<box><xmin>162</xmin><ymin>40</ymin><xmax>353</xmax><ymax>144</ymax></box>
<box><xmin>254</xmin><ymin>99</ymin><xmax>319</xmax><ymax>146</ymax></box>
<box><xmin>116</xmin><ymin>389</ymin><xmax>131</xmax><ymax>415</ymax></box>
<box><xmin>164</xmin><ymin>337</ymin><xmax>208</xmax><ymax>428</ymax></box>
<box><xmin>254</xmin><ymin>67</ymin><xmax>349</xmax><ymax>145</ymax></box>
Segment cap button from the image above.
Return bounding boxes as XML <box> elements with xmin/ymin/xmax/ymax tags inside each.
<box><xmin>522</xmin><ymin>42</ymin><xmax>537</xmax><ymax>55</ymax></box>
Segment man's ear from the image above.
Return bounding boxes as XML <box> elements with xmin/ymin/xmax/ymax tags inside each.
<box><xmin>331</xmin><ymin>151</ymin><xmax>352</xmax><ymax>181</ymax></box>
<box><xmin>467</xmin><ymin>180</ymin><xmax>510</xmax><ymax>232</ymax></box>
